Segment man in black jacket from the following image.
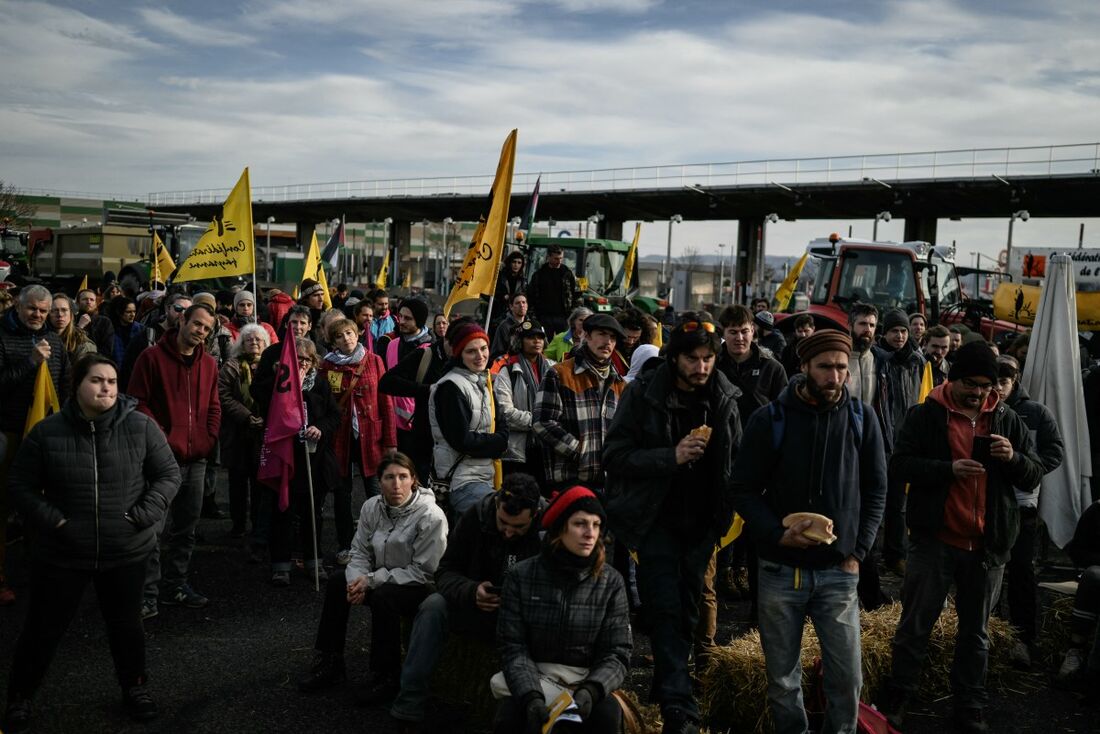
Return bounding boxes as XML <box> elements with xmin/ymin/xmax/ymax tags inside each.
<box><xmin>389</xmin><ymin>475</ymin><xmax>542</xmax><ymax>731</ymax></box>
<box><xmin>525</xmin><ymin>245</ymin><xmax>579</xmax><ymax>337</ymax></box>
<box><xmin>604</xmin><ymin>314</ymin><xmax>741</xmax><ymax>734</ymax></box>
<box><xmin>75</xmin><ymin>288</ymin><xmax>115</xmax><ymax>356</ymax></box>
<box><xmin>881</xmin><ymin>341</ymin><xmax>1044</xmax><ymax>733</ymax></box>
<box><xmin>731</xmin><ymin>329</ymin><xmax>887</xmax><ymax>734</ymax></box>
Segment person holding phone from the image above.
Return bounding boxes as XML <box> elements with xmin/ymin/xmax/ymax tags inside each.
<box><xmin>880</xmin><ymin>342</ymin><xmax>1044</xmax><ymax>734</ymax></box>
<box><xmin>389</xmin><ymin>473</ymin><xmax>544</xmax><ymax>732</ymax></box>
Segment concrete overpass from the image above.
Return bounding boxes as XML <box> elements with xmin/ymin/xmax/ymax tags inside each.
<box><xmin>146</xmin><ymin>143</ymin><xmax>1100</xmax><ymax>286</ymax></box>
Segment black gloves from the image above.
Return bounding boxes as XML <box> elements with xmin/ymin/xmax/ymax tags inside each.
<box><xmin>524</xmin><ymin>694</ymin><xmax>548</xmax><ymax>734</ymax></box>
<box><xmin>573</xmin><ymin>686</ymin><xmax>594</xmax><ymax>719</ymax></box>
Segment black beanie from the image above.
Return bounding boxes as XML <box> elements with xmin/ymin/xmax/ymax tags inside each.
<box><xmin>948</xmin><ymin>341</ymin><xmax>999</xmax><ymax>384</ymax></box>
<box><xmin>401</xmin><ymin>298</ymin><xmax>430</xmax><ymax>329</ymax></box>
<box><xmin>881</xmin><ymin>308</ymin><xmax>909</xmax><ymax>333</ymax></box>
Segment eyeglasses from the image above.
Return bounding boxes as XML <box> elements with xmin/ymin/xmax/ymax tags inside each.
<box><xmin>297</xmin><ymin>357</ymin><xmax>314</xmax><ymax>366</ymax></box>
<box><xmin>960</xmin><ymin>377</ymin><xmax>994</xmax><ymax>391</ymax></box>
<box><xmin>678</xmin><ymin>321</ymin><xmax>716</xmax><ymax>334</ymax></box>
<box><xmin>170</xmin><ymin>304</ymin><xmax>187</xmax><ymax>313</ymax></box>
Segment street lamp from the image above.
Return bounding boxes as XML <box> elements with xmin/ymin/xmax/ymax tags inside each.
<box><xmin>663</xmin><ymin>214</ymin><xmax>683</xmax><ymax>283</ymax></box>
<box><xmin>717</xmin><ymin>243</ymin><xmax>726</xmax><ymax>305</ymax></box>
<box><xmin>759</xmin><ymin>213</ymin><xmax>779</xmax><ymax>293</ymax></box>
<box><xmin>585</xmin><ymin>212</ymin><xmax>603</xmax><ymax>240</ymax></box>
<box><xmin>1006</xmin><ymin>209</ymin><xmax>1030</xmax><ymax>273</ymax></box>
<box><xmin>265</xmin><ymin>216</ymin><xmax>275</xmax><ymax>281</ymax></box>
<box><xmin>872</xmin><ymin>211</ymin><xmax>892</xmax><ymax>241</ymax></box>
<box><xmin>442</xmin><ymin>217</ymin><xmax>453</xmax><ymax>291</ymax></box>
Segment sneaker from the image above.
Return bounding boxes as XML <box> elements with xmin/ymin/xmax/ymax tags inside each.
<box><xmin>953</xmin><ymin>706</ymin><xmax>988</xmax><ymax>733</ymax></box>
<box><xmin>2</xmin><ymin>697</ymin><xmax>32</xmax><ymax>734</ymax></box>
<box><xmin>1059</xmin><ymin>647</ymin><xmax>1086</xmax><ymax>681</ymax></box>
<box><xmin>298</xmin><ymin>653</ymin><xmax>346</xmax><ymax>693</ymax></box>
<box><xmin>141</xmin><ymin>599</ymin><xmax>159</xmax><ymax>620</ymax></box>
<box><xmin>335</xmin><ymin>549</ymin><xmax>351</xmax><ymax>565</ymax></box>
<box><xmin>355</xmin><ymin>672</ymin><xmax>400</xmax><ymax>707</ymax></box>
<box><xmin>122</xmin><ymin>684</ymin><xmax>159</xmax><ymax>722</ymax></box>
<box><xmin>162</xmin><ymin>584</ymin><xmax>209</xmax><ymax>608</ymax></box>
<box><xmin>1008</xmin><ymin>640</ymin><xmax>1032</xmax><ymax>669</ymax></box>
<box><xmin>271</xmin><ymin>571</ymin><xmax>291</xmax><ymax>587</ymax></box>
<box><xmin>0</xmin><ymin>583</ymin><xmax>15</xmax><ymax>606</ymax></box>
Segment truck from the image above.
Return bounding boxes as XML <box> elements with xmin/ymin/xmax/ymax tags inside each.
<box><xmin>521</xmin><ymin>234</ymin><xmax>665</xmax><ymax>315</ymax></box>
<box><xmin>781</xmin><ymin>233</ymin><xmax>1018</xmax><ymax>341</ymax></box>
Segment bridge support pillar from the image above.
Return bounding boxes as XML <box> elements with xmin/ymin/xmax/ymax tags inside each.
<box><xmin>389</xmin><ymin>219</ymin><xmax>412</xmax><ymax>288</ymax></box>
<box><xmin>296</xmin><ymin>221</ymin><xmax>315</xmax><ymax>252</ymax></box>
<box><xmin>596</xmin><ymin>219</ymin><xmax>623</xmax><ymax>241</ymax></box>
<box><xmin>904</xmin><ymin>217</ymin><xmax>938</xmax><ymax>244</ymax></box>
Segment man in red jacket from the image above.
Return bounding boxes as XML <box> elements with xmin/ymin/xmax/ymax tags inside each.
<box><xmin>128</xmin><ymin>304</ymin><xmax>222</xmax><ymax>619</ymax></box>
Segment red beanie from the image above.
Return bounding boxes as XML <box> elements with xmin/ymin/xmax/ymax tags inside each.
<box><xmin>541</xmin><ymin>486</ymin><xmax>607</xmax><ymax>532</ymax></box>
<box><xmin>449</xmin><ymin>321</ymin><xmax>490</xmax><ymax>358</ymax></box>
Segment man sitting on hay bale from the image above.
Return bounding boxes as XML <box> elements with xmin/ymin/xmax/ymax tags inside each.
<box><xmin>880</xmin><ymin>341</ymin><xmax>1043</xmax><ymax>734</ymax></box>
<box><xmin>730</xmin><ymin>329</ymin><xmax>888</xmax><ymax>734</ymax></box>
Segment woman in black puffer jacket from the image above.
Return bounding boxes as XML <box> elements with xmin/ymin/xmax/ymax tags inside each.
<box><xmin>3</xmin><ymin>354</ymin><xmax>180</xmax><ymax>733</ymax></box>
<box><xmin>495</xmin><ymin>486</ymin><xmax>631</xmax><ymax>734</ymax></box>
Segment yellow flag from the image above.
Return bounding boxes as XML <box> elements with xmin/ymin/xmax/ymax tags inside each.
<box><xmin>375</xmin><ymin>250</ymin><xmax>390</xmax><ymax>290</ymax></box>
<box><xmin>773</xmin><ymin>251</ymin><xmax>809</xmax><ymax>312</ymax></box>
<box><xmin>623</xmin><ymin>222</ymin><xmax>641</xmax><ymax>286</ymax></box>
<box><xmin>77</xmin><ymin>274</ymin><xmax>88</xmax><ymax>294</ymax></box>
<box><xmin>918</xmin><ymin>361</ymin><xmax>934</xmax><ymax>404</ymax></box>
<box><xmin>24</xmin><ymin>361</ymin><xmax>60</xmax><ymax>436</ymax></box>
<box><xmin>302</xmin><ymin>233</ymin><xmax>333</xmax><ymax>309</ymax></box>
<box><xmin>402</xmin><ymin>270</ymin><xmax>411</xmax><ymax>288</ymax></box>
<box><xmin>174</xmin><ymin>168</ymin><xmax>255</xmax><ymax>283</ymax></box>
<box><xmin>152</xmin><ymin>231</ymin><xmax>176</xmax><ymax>285</ymax></box>
<box><xmin>443</xmin><ymin>129</ymin><xmax>517</xmax><ymax>315</ymax></box>
<box><xmin>487</xmin><ymin>372</ymin><xmax>502</xmax><ymax>490</ymax></box>
<box><xmin>719</xmin><ymin>514</ymin><xmax>744</xmax><ymax>549</ymax></box>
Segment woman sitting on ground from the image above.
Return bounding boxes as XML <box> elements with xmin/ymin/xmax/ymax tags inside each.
<box><xmin>297</xmin><ymin>452</ymin><xmax>448</xmax><ymax>706</ymax></box>
<box><xmin>494</xmin><ymin>486</ymin><xmax>631</xmax><ymax>734</ymax></box>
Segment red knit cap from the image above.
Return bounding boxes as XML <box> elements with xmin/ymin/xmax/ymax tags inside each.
<box><xmin>449</xmin><ymin>321</ymin><xmax>490</xmax><ymax>358</ymax></box>
<box><xmin>541</xmin><ymin>485</ymin><xmax>607</xmax><ymax>532</ymax></box>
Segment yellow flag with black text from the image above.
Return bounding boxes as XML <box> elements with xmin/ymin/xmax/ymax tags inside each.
<box><xmin>375</xmin><ymin>250</ymin><xmax>390</xmax><ymax>290</ymax></box>
<box><xmin>174</xmin><ymin>168</ymin><xmax>255</xmax><ymax>283</ymax></box>
<box><xmin>152</xmin><ymin>231</ymin><xmax>176</xmax><ymax>285</ymax></box>
<box><xmin>24</xmin><ymin>361</ymin><xmax>60</xmax><ymax>436</ymax></box>
<box><xmin>444</xmin><ymin>130</ymin><xmax>517</xmax><ymax>316</ymax></box>
<box><xmin>302</xmin><ymin>233</ymin><xmax>333</xmax><ymax>309</ymax></box>
<box><xmin>773</xmin><ymin>251</ymin><xmax>809</xmax><ymax>312</ymax></box>
<box><xmin>77</xmin><ymin>274</ymin><xmax>88</xmax><ymax>294</ymax></box>
<box><xmin>623</xmin><ymin>222</ymin><xmax>641</xmax><ymax>287</ymax></box>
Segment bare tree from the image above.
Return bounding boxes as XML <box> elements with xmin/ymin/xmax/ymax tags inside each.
<box><xmin>0</xmin><ymin>180</ymin><xmax>36</xmax><ymax>230</ymax></box>
<box><xmin>677</xmin><ymin>246</ymin><xmax>703</xmax><ymax>272</ymax></box>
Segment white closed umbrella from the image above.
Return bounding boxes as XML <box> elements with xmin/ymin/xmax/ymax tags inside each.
<box><xmin>1021</xmin><ymin>253</ymin><xmax>1092</xmax><ymax>547</ymax></box>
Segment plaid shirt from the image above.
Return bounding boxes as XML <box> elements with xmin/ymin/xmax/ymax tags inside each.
<box><xmin>497</xmin><ymin>549</ymin><xmax>631</xmax><ymax>701</ymax></box>
<box><xmin>532</xmin><ymin>350</ymin><xmax>626</xmax><ymax>485</ymax></box>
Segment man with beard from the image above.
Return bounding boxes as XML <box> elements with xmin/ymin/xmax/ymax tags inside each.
<box><xmin>732</xmin><ymin>330</ymin><xmax>887</xmax><ymax>734</ymax></box>
<box><xmin>610</xmin><ymin>307</ymin><xmax>648</xmax><ymax>377</ymax></box>
<box><xmin>923</xmin><ymin>325</ymin><xmax>952</xmax><ymax>386</ymax></box>
<box><xmin>532</xmin><ymin>314</ymin><xmax>627</xmax><ymax>494</ymax></box>
<box><xmin>604</xmin><ymin>314</ymin><xmax>741</xmax><ymax>734</ymax></box>
<box><xmin>875</xmin><ymin>308</ymin><xmax>926</xmax><ymax>577</ymax></box>
<box><xmin>489</xmin><ymin>293</ymin><xmax>528</xmax><ymax>359</ymax></box>
<box><xmin>847</xmin><ymin>302</ymin><xmax>881</xmax><ymax>406</ymax></box>
<box><xmin>377</xmin><ymin>299</ymin><xmax>433</xmax><ymax>364</ymax></box>
<box><xmin>75</xmin><ymin>287</ymin><xmax>115</xmax><ymax>356</ymax></box>
<box><xmin>120</xmin><ymin>292</ymin><xmax>192</xmax><ymax>391</ymax></box>
<box><xmin>525</xmin><ymin>245</ymin><xmax>580</xmax><ymax>338</ymax></box>
<box><xmin>369</xmin><ymin>289</ymin><xmax>397</xmax><ymax>343</ymax></box>
<box><xmin>879</xmin><ymin>342</ymin><xmax>1042</xmax><ymax>733</ymax></box>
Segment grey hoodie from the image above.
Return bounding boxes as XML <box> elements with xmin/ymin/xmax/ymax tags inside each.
<box><xmin>346</xmin><ymin>486</ymin><xmax>449</xmax><ymax>589</ymax></box>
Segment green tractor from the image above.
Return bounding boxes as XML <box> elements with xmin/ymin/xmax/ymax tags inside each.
<box><xmin>521</xmin><ymin>235</ymin><xmax>664</xmax><ymax>315</ymax></box>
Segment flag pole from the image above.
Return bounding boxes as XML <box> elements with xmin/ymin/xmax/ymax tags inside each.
<box><xmin>483</xmin><ymin>294</ymin><xmax>495</xmax><ymax>333</ymax></box>
<box><xmin>302</xmin><ymin>446</ymin><xmax>320</xmax><ymax>592</ymax></box>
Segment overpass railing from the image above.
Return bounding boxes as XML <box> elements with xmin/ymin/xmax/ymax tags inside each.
<box><xmin>145</xmin><ymin>143</ymin><xmax>1100</xmax><ymax>206</ymax></box>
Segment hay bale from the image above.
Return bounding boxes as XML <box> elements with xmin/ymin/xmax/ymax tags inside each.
<box><xmin>700</xmin><ymin>601</ymin><xmax>1020</xmax><ymax>734</ymax></box>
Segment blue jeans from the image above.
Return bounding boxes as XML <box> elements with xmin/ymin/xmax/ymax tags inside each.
<box><xmin>757</xmin><ymin>559</ymin><xmax>862</xmax><ymax>734</ymax></box>
<box><xmin>450</xmin><ymin>481</ymin><xmax>494</xmax><ymax>517</ymax></box>
<box><xmin>392</xmin><ymin>592</ymin><xmax>450</xmax><ymax>722</ymax></box>
<box><xmin>145</xmin><ymin>459</ymin><xmax>205</xmax><ymax>601</ymax></box>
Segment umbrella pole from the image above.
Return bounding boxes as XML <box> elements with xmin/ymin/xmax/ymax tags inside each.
<box><xmin>303</xmin><ymin>448</ymin><xmax>320</xmax><ymax>592</ymax></box>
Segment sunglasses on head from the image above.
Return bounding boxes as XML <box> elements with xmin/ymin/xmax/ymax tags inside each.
<box><xmin>170</xmin><ymin>304</ymin><xmax>187</xmax><ymax>313</ymax></box>
<box><xmin>677</xmin><ymin>321</ymin><xmax>716</xmax><ymax>334</ymax></box>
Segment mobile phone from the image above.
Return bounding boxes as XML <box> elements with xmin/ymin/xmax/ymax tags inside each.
<box><xmin>972</xmin><ymin>435</ymin><xmax>994</xmax><ymax>467</ymax></box>
<box><xmin>486</xmin><ymin>585</ymin><xmax>503</xmax><ymax>596</ymax></box>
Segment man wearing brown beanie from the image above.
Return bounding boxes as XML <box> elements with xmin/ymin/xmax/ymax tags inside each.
<box><xmin>880</xmin><ymin>340</ymin><xmax>1043</xmax><ymax>733</ymax></box>
<box><xmin>731</xmin><ymin>329</ymin><xmax>887</xmax><ymax>734</ymax></box>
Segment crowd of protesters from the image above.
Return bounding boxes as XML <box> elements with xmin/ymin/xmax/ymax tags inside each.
<box><xmin>1</xmin><ymin>247</ymin><xmax>1099</xmax><ymax>734</ymax></box>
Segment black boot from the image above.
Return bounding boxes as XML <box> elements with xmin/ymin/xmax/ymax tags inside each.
<box><xmin>878</xmin><ymin>685</ymin><xmax>908</xmax><ymax>730</ymax></box>
<box><xmin>953</xmin><ymin>706</ymin><xmax>989</xmax><ymax>733</ymax></box>
<box><xmin>123</xmin><ymin>684</ymin><xmax>159</xmax><ymax>722</ymax></box>
<box><xmin>201</xmin><ymin>496</ymin><xmax>226</xmax><ymax>519</ymax></box>
<box><xmin>297</xmin><ymin>652</ymin><xmax>346</xmax><ymax>693</ymax></box>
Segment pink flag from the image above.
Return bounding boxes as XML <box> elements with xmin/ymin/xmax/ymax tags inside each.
<box><xmin>257</xmin><ymin>333</ymin><xmax>305</xmax><ymax>511</ymax></box>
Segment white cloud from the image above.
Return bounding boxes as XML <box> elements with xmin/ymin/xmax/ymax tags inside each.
<box><xmin>137</xmin><ymin>7</ymin><xmax>255</xmax><ymax>47</ymax></box>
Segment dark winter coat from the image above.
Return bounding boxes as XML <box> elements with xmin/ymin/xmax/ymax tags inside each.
<box><xmin>1005</xmin><ymin>382</ymin><xmax>1064</xmax><ymax>506</ymax></box>
<box><xmin>127</xmin><ymin>330</ymin><xmax>221</xmax><ymax>463</ymax></box>
<box><xmin>526</xmin><ymin>263</ymin><xmax>579</xmax><ymax>320</ymax></box>
<box><xmin>603</xmin><ymin>362</ymin><xmax>743</xmax><ymax>550</ymax></box>
<box><xmin>492</xmin><ymin>267</ymin><xmax>527</xmax><ymax>322</ymax></box>
<box><xmin>891</xmin><ymin>385</ymin><xmax>1044</xmax><ymax>566</ymax></box>
<box><xmin>874</xmin><ymin>341</ymin><xmax>925</xmax><ymax>444</ymax></box>
<box><xmin>435</xmin><ymin>493</ymin><xmax>543</xmax><ymax>639</ymax></box>
<box><xmin>497</xmin><ymin>545</ymin><xmax>631</xmax><ymax>703</ymax></box>
<box><xmin>0</xmin><ymin>308</ymin><xmax>70</xmax><ymax>433</ymax></box>
<box><xmin>217</xmin><ymin>357</ymin><xmax>263</xmax><ymax>472</ymax></box>
<box><xmin>81</xmin><ymin>313</ymin><xmax>115</xmax><ymax>357</ymax></box>
<box><xmin>731</xmin><ymin>376</ymin><xmax>888</xmax><ymax>569</ymax></box>
<box><xmin>715</xmin><ymin>342</ymin><xmax>787</xmax><ymax>431</ymax></box>
<box><xmin>9</xmin><ymin>395</ymin><xmax>180</xmax><ymax>570</ymax></box>
<box><xmin>292</xmin><ymin>377</ymin><xmax>343</xmax><ymax>496</ymax></box>
<box><xmin>377</xmin><ymin>344</ymin><xmax>450</xmax><ymax>452</ymax></box>
<box><xmin>1064</xmin><ymin>500</ymin><xmax>1100</xmax><ymax>569</ymax></box>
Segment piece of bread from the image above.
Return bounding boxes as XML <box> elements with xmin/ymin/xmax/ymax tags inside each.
<box><xmin>781</xmin><ymin>512</ymin><xmax>837</xmax><ymax>544</ymax></box>
<box><xmin>689</xmin><ymin>424</ymin><xmax>713</xmax><ymax>446</ymax></box>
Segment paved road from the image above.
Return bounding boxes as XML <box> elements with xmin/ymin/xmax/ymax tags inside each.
<box><xmin>2</xmin><ymin>472</ymin><xmax>1098</xmax><ymax>733</ymax></box>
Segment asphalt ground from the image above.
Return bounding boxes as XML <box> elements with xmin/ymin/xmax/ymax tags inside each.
<box><xmin>1</xmin><ymin>469</ymin><xmax>1098</xmax><ymax>733</ymax></box>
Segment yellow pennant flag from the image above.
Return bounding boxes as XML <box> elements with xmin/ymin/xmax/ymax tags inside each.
<box><xmin>302</xmin><ymin>233</ymin><xmax>333</xmax><ymax>309</ymax></box>
<box><xmin>918</xmin><ymin>361</ymin><xmax>934</xmax><ymax>404</ymax></box>
<box><xmin>375</xmin><ymin>250</ymin><xmax>391</xmax><ymax>290</ymax></box>
<box><xmin>444</xmin><ymin>129</ymin><xmax>517</xmax><ymax>316</ymax></box>
<box><xmin>174</xmin><ymin>167</ymin><xmax>255</xmax><ymax>283</ymax></box>
<box><xmin>24</xmin><ymin>361</ymin><xmax>61</xmax><ymax>436</ymax></box>
<box><xmin>77</xmin><ymin>274</ymin><xmax>88</xmax><ymax>294</ymax></box>
<box><xmin>719</xmin><ymin>514</ymin><xmax>744</xmax><ymax>549</ymax></box>
<box><xmin>402</xmin><ymin>270</ymin><xmax>411</xmax><ymax>288</ymax></box>
<box><xmin>623</xmin><ymin>222</ymin><xmax>641</xmax><ymax>286</ymax></box>
<box><xmin>152</xmin><ymin>231</ymin><xmax>176</xmax><ymax>285</ymax></box>
<box><xmin>773</xmin><ymin>251</ymin><xmax>809</xmax><ymax>312</ymax></box>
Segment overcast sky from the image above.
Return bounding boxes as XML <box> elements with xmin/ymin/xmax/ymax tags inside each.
<box><xmin>3</xmin><ymin>0</ymin><xmax>1099</xmax><ymax>260</ymax></box>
